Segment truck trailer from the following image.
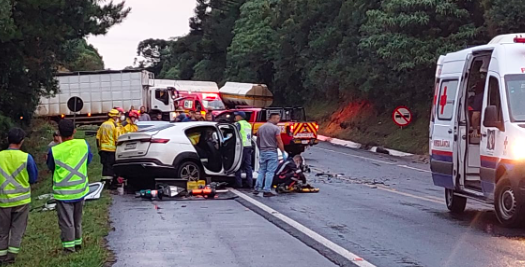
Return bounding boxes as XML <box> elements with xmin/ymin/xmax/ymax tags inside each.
<box><xmin>36</xmin><ymin>70</ymin><xmax>178</xmax><ymax>124</ymax></box>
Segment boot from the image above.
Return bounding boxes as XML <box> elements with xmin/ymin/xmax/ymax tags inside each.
<box><xmin>62</xmin><ymin>248</ymin><xmax>75</xmax><ymax>255</ymax></box>
<box><xmin>1</xmin><ymin>253</ymin><xmax>16</xmax><ymax>265</ymax></box>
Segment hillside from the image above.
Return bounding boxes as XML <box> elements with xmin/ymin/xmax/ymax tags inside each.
<box><xmin>135</xmin><ymin>0</ymin><xmax>525</xmax><ymax>154</ymax></box>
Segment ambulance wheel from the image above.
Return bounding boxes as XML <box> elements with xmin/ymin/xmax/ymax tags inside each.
<box><xmin>495</xmin><ymin>176</ymin><xmax>525</xmax><ymax>227</ymax></box>
<box><xmin>445</xmin><ymin>189</ymin><xmax>466</xmax><ymax>213</ymax></box>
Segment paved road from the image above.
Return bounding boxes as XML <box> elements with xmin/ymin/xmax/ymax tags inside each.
<box><xmin>107</xmin><ymin>142</ymin><xmax>525</xmax><ymax>267</ymax></box>
<box><xmin>107</xmin><ymin>195</ymin><xmax>336</xmax><ymax>267</ymax></box>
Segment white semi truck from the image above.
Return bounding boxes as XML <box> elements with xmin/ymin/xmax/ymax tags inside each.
<box><xmin>36</xmin><ymin>70</ymin><xmax>180</xmax><ymax>124</ymax></box>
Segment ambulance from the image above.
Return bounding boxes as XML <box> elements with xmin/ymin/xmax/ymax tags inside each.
<box><xmin>430</xmin><ymin>33</ymin><xmax>525</xmax><ymax>226</ymax></box>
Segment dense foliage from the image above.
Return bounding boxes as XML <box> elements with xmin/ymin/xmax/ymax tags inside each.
<box><xmin>139</xmin><ymin>0</ymin><xmax>525</xmax><ymax>110</ymax></box>
<box><xmin>0</xmin><ymin>0</ymin><xmax>129</xmax><ymax>132</ymax></box>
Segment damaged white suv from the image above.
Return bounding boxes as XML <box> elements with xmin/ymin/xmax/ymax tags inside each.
<box><xmin>114</xmin><ymin>121</ymin><xmax>269</xmax><ymax>188</ymax></box>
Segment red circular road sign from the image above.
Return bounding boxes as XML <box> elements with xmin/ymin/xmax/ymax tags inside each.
<box><xmin>392</xmin><ymin>106</ymin><xmax>412</xmax><ymax>127</ymax></box>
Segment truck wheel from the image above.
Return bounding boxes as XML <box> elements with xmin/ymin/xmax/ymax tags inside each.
<box><xmin>177</xmin><ymin>161</ymin><xmax>204</xmax><ymax>182</ymax></box>
<box><xmin>495</xmin><ymin>175</ymin><xmax>525</xmax><ymax>227</ymax></box>
<box><xmin>445</xmin><ymin>189</ymin><xmax>466</xmax><ymax>213</ymax></box>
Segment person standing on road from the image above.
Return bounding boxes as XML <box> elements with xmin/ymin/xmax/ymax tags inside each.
<box><xmin>234</xmin><ymin>112</ymin><xmax>253</xmax><ymax>189</ymax></box>
<box><xmin>0</xmin><ymin>128</ymin><xmax>38</xmax><ymax>264</ymax></box>
<box><xmin>96</xmin><ymin>109</ymin><xmax>120</xmax><ymax>186</ymax></box>
<box><xmin>47</xmin><ymin>119</ymin><xmax>92</xmax><ymax>253</ymax></box>
<box><xmin>139</xmin><ymin>106</ymin><xmax>151</xmax><ymax>121</ymax></box>
<box><xmin>254</xmin><ymin>113</ymin><xmax>287</xmax><ymax>197</ymax></box>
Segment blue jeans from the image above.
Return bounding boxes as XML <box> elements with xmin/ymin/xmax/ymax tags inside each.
<box><xmin>255</xmin><ymin>150</ymin><xmax>279</xmax><ymax>192</ymax></box>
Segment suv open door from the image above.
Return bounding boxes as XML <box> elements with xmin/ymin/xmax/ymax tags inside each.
<box><xmin>218</xmin><ymin>124</ymin><xmax>243</xmax><ymax>174</ymax></box>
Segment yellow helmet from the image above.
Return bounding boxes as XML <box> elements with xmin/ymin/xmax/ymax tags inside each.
<box><xmin>108</xmin><ymin>109</ymin><xmax>120</xmax><ymax>117</ymax></box>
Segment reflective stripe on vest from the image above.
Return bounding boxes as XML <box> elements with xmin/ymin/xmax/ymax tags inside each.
<box><xmin>52</xmin><ymin>140</ymin><xmax>89</xmax><ymax>201</ymax></box>
<box><xmin>238</xmin><ymin>120</ymin><xmax>252</xmax><ymax>147</ymax></box>
<box><xmin>0</xmin><ymin>150</ymin><xmax>30</xmax><ymax>207</ymax></box>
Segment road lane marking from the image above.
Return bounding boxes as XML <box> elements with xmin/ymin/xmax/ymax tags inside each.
<box><xmin>316</xmin><ymin>147</ymin><xmax>396</xmax><ymax>165</ymax></box>
<box><xmin>397</xmin><ymin>165</ymin><xmax>431</xmax><ymax>173</ymax></box>
<box><xmin>316</xmin><ymin>147</ymin><xmax>430</xmax><ymax>174</ymax></box>
<box><xmin>231</xmin><ymin>189</ymin><xmax>377</xmax><ymax>267</ymax></box>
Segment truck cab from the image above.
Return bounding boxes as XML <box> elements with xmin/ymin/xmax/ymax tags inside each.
<box><xmin>430</xmin><ymin>33</ymin><xmax>525</xmax><ymax>227</ymax></box>
<box><xmin>213</xmin><ymin>107</ymin><xmax>318</xmax><ymax>155</ymax></box>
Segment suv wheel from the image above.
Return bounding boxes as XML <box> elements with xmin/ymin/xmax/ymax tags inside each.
<box><xmin>177</xmin><ymin>161</ymin><xmax>204</xmax><ymax>181</ymax></box>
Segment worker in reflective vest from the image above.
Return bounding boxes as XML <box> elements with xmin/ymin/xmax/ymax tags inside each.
<box><xmin>47</xmin><ymin>119</ymin><xmax>92</xmax><ymax>253</ymax></box>
<box><xmin>96</xmin><ymin>109</ymin><xmax>120</xmax><ymax>186</ymax></box>
<box><xmin>234</xmin><ymin>111</ymin><xmax>253</xmax><ymax>188</ymax></box>
<box><xmin>0</xmin><ymin>128</ymin><xmax>38</xmax><ymax>264</ymax></box>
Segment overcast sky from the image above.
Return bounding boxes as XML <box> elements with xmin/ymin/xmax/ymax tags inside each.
<box><xmin>88</xmin><ymin>0</ymin><xmax>196</xmax><ymax>70</ymax></box>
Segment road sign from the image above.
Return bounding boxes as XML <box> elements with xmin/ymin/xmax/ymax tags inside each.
<box><xmin>67</xmin><ymin>96</ymin><xmax>83</xmax><ymax>112</ymax></box>
<box><xmin>392</xmin><ymin>106</ymin><xmax>412</xmax><ymax>127</ymax></box>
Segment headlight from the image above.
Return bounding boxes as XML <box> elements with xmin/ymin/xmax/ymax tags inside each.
<box><xmin>512</xmin><ymin>139</ymin><xmax>525</xmax><ymax>160</ymax></box>
<box><xmin>169</xmin><ymin>112</ymin><xmax>176</xmax><ymax>121</ymax></box>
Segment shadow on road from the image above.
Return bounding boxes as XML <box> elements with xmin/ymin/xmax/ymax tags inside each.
<box><xmin>433</xmin><ymin>209</ymin><xmax>525</xmax><ymax>239</ymax></box>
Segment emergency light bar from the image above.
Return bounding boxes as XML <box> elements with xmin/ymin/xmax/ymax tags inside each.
<box><xmin>514</xmin><ymin>36</ymin><xmax>525</xmax><ymax>43</ymax></box>
<box><xmin>202</xmin><ymin>93</ymin><xmax>219</xmax><ymax>100</ymax></box>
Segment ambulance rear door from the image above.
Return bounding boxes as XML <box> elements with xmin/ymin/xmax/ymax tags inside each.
<box><xmin>431</xmin><ymin>56</ymin><xmax>467</xmax><ymax>190</ymax></box>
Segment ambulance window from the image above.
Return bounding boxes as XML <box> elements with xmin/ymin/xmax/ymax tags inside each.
<box><xmin>487</xmin><ymin>77</ymin><xmax>502</xmax><ymax>121</ymax></box>
<box><xmin>437</xmin><ymin>80</ymin><xmax>459</xmax><ymax>120</ymax></box>
<box><xmin>506</xmin><ymin>74</ymin><xmax>525</xmax><ymax>121</ymax></box>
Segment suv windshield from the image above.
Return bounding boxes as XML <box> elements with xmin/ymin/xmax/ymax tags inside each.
<box><xmin>203</xmin><ymin>100</ymin><xmax>225</xmax><ymax>110</ymax></box>
<box><xmin>506</xmin><ymin>74</ymin><xmax>525</xmax><ymax>121</ymax></box>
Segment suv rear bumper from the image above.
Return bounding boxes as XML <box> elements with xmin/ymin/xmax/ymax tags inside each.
<box><xmin>114</xmin><ymin>159</ymin><xmax>177</xmax><ymax>179</ymax></box>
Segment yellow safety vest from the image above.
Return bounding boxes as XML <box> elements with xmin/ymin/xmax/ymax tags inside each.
<box><xmin>51</xmin><ymin>139</ymin><xmax>90</xmax><ymax>201</ymax></box>
<box><xmin>0</xmin><ymin>150</ymin><xmax>31</xmax><ymax>208</ymax></box>
<box><xmin>238</xmin><ymin>120</ymin><xmax>252</xmax><ymax>147</ymax></box>
<box><xmin>123</xmin><ymin>123</ymin><xmax>138</xmax><ymax>134</ymax></box>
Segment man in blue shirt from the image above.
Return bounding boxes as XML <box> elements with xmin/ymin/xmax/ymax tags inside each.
<box><xmin>0</xmin><ymin>128</ymin><xmax>38</xmax><ymax>264</ymax></box>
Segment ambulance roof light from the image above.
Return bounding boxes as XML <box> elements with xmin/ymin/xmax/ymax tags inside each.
<box><xmin>514</xmin><ymin>35</ymin><xmax>525</xmax><ymax>43</ymax></box>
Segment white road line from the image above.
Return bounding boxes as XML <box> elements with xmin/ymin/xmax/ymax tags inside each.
<box><xmin>397</xmin><ymin>165</ymin><xmax>431</xmax><ymax>173</ymax></box>
<box><xmin>315</xmin><ymin>147</ymin><xmax>432</xmax><ymax>175</ymax></box>
<box><xmin>231</xmin><ymin>189</ymin><xmax>377</xmax><ymax>267</ymax></box>
<box><xmin>316</xmin><ymin>147</ymin><xmax>396</xmax><ymax>165</ymax></box>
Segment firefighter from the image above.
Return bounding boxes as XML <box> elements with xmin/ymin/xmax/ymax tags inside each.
<box><xmin>123</xmin><ymin>110</ymin><xmax>140</xmax><ymax>133</ymax></box>
<box><xmin>96</xmin><ymin>109</ymin><xmax>120</xmax><ymax>186</ymax></box>
<box><xmin>234</xmin><ymin>111</ymin><xmax>253</xmax><ymax>188</ymax></box>
<box><xmin>0</xmin><ymin>128</ymin><xmax>38</xmax><ymax>264</ymax></box>
<box><xmin>47</xmin><ymin>119</ymin><xmax>92</xmax><ymax>253</ymax></box>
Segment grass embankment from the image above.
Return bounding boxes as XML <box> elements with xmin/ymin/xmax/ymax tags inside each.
<box><xmin>308</xmin><ymin>101</ymin><xmax>429</xmax><ymax>155</ymax></box>
<box><xmin>10</xmin><ymin>122</ymin><xmax>111</xmax><ymax>267</ymax></box>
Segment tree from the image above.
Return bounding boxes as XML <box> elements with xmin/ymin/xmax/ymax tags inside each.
<box><xmin>0</xmin><ymin>0</ymin><xmax>130</xmax><ymax>126</ymax></box>
<box><xmin>61</xmin><ymin>39</ymin><xmax>105</xmax><ymax>71</ymax></box>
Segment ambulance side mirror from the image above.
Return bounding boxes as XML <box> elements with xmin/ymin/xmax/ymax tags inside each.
<box><xmin>483</xmin><ymin>105</ymin><xmax>504</xmax><ymax>131</ymax></box>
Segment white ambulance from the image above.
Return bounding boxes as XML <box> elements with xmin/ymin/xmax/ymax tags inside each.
<box><xmin>430</xmin><ymin>33</ymin><xmax>525</xmax><ymax>227</ymax></box>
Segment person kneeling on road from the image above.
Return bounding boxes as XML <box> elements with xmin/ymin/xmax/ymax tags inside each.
<box><xmin>273</xmin><ymin>155</ymin><xmax>307</xmax><ymax>188</ymax></box>
<box><xmin>234</xmin><ymin>111</ymin><xmax>253</xmax><ymax>189</ymax></box>
<box><xmin>0</xmin><ymin>128</ymin><xmax>38</xmax><ymax>264</ymax></box>
<box><xmin>47</xmin><ymin>119</ymin><xmax>93</xmax><ymax>253</ymax></box>
<box><xmin>253</xmin><ymin>113</ymin><xmax>288</xmax><ymax>197</ymax></box>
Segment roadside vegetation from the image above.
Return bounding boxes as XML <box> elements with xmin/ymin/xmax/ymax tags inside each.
<box><xmin>7</xmin><ymin>121</ymin><xmax>111</xmax><ymax>267</ymax></box>
<box><xmin>136</xmin><ymin>0</ymin><xmax>525</xmax><ymax>153</ymax></box>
